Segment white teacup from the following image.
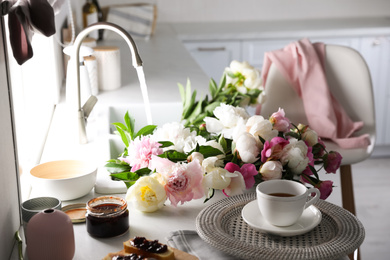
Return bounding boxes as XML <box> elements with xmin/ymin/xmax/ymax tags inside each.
<box><xmin>256</xmin><ymin>180</ymin><xmax>320</xmax><ymax>226</ymax></box>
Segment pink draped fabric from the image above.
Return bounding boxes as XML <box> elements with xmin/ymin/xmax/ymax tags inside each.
<box><xmin>261</xmin><ymin>38</ymin><xmax>370</xmax><ymax>149</ymax></box>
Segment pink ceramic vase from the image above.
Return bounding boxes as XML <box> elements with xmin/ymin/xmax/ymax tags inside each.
<box><xmin>26</xmin><ymin>208</ymin><xmax>75</xmax><ymax>260</ymax></box>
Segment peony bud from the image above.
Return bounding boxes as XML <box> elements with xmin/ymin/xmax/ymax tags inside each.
<box><xmin>259</xmin><ymin>161</ymin><xmax>283</xmax><ymax>181</ymax></box>
<box><xmin>324</xmin><ymin>151</ymin><xmax>342</xmax><ymax>173</ymax></box>
<box><xmin>315</xmin><ymin>180</ymin><xmax>334</xmax><ymax>200</ymax></box>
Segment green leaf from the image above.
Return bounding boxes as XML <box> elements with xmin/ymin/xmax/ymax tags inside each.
<box><xmin>209</xmin><ymin>78</ymin><xmax>218</xmax><ymax>98</ymax></box>
<box><xmin>105</xmin><ymin>162</ymin><xmax>131</xmax><ymax>174</ymax></box>
<box><xmin>227</xmin><ymin>71</ymin><xmax>237</xmax><ymax>78</ymax></box>
<box><xmin>158</xmin><ymin>150</ymin><xmax>188</xmax><ymax>162</ymax></box>
<box><xmin>204</xmin><ymin>102</ymin><xmax>221</xmax><ymax>115</ymax></box>
<box><xmin>135</xmin><ymin>125</ymin><xmax>157</xmax><ymax>138</ymax></box>
<box><xmin>258</xmin><ymin>135</ymin><xmax>266</xmax><ymax>146</ymax></box>
<box><xmin>309</xmin><ymin>165</ymin><xmax>320</xmax><ymax>180</ymax></box>
<box><xmin>231</xmin><ymin>150</ymin><xmax>239</xmax><ymax>164</ymax></box>
<box><xmin>158</xmin><ymin>141</ymin><xmax>175</xmax><ymax>148</ymax></box>
<box><xmin>110</xmin><ymin>171</ymin><xmax>139</xmax><ymax>181</ymax></box>
<box><xmin>219</xmin><ymin>135</ymin><xmax>228</xmax><ymax>153</ymax></box>
<box><xmin>182</xmin><ymin>79</ymin><xmax>195</xmax><ymax>117</ymax></box>
<box><xmin>178</xmin><ymin>82</ymin><xmax>185</xmax><ymax>103</ymax></box>
<box><xmin>112</xmin><ymin>122</ymin><xmax>127</xmax><ymax>131</ymax></box>
<box><xmin>124</xmin><ymin>111</ymin><xmax>135</xmax><ymax>140</ymax></box>
<box><xmin>216</xmin><ymin>74</ymin><xmax>227</xmax><ymax>96</ymax></box>
<box><xmin>186</xmin><ymin>96</ymin><xmax>204</xmax><ymax>123</ymax></box>
<box><xmin>134</xmin><ymin>167</ymin><xmax>152</xmax><ymax>176</ymax></box>
<box><xmin>198</xmin><ymin>145</ymin><xmax>223</xmax><ymax>158</ymax></box>
<box><xmin>114</xmin><ymin>127</ymin><xmax>129</xmax><ymax>148</ymax></box>
<box><xmin>181</xmin><ymin>80</ymin><xmax>198</xmax><ymax>120</ymax></box>
<box><xmin>247</xmin><ymin>88</ymin><xmax>261</xmax><ymax>97</ymax></box>
<box><xmin>186</xmin><ymin>79</ymin><xmax>192</xmax><ymax>105</ymax></box>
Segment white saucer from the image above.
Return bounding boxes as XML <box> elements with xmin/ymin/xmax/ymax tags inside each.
<box><xmin>241</xmin><ymin>200</ymin><xmax>322</xmax><ymax>236</ymax></box>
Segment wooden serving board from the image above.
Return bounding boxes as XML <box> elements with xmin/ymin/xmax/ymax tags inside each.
<box><xmin>103</xmin><ymin>247</ymin><xmax>199</xmax><ymax>260</ymax></box>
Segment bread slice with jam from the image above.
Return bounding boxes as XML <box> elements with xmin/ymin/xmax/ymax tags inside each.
<box><xmin>123</xmin><ymin>237</ymin><xmax>175</xmax><ymax>260</ymax></box>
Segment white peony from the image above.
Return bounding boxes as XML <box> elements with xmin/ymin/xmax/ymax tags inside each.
<box><xmin>204</xmin><ymin>103</ymin><xmax>249</xmax><ymax>139</ymax></box>
<box><xmin>235</xmin><ymin>132</ymin><xmax>259</xmax><ymax>163</ymax></box>
<box><xmin>298</xmin><ymin>124</ymin><xmax>319</xmax><ymax>147</ymax></box>
<box><xmin>232</xmin><ymin>118</ymin><xmax>247</xmax><ymax>142</ymax></box>
<box><xmin>260</xmin><ymin>161</ymin><xmax>283</xmax><ymax>181</ymax></box>
<box><xmin>223</xmin><ymin>172</ymin><xmax>246</xmax><ymax>196</ymax></box>
<box><xmin>225</xmin><ymin>60</ymin><xmax>263</xmax><ymax>93</ymax></box>
<box><xmin>246</xmin><ymin>115</ymin><xmax>278</xmax><ymax>145</ymax></box>
<box><xmin>183</xmin><ymin>135</ymin><xmax>207</xmax><ymax>154</ymax></box>
<box><xmin>126</xmin><ymin>176</ymin><xmax>167</xmax><ymax>212</ymax></box>
<box><xmin>202</xmin><ymin>157</ymin><xmax>237</xmax><ymax>190</ymax></box>
<box><xmin>151</xmin><ymin>122</ymin><xmax>197</xmax><ymax>153</ymax></box>
<box><xmin>281</xmin><ymin>138</ymin><xmax>310</xmax><ymax>174</ymax></box>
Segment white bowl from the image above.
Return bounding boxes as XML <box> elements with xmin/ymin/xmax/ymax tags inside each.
<box><xmin>30</xmin><ymin>160</ymin><xmax>97</xmax><ymax>201</ymax></box>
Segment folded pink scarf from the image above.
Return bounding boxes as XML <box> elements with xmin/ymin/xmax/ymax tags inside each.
<box><xmin>261</xmin><ymin>38</ymin><xmax>370</xmax><ymax>149</ymax></box>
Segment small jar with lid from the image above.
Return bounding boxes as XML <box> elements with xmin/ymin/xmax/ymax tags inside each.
<box><xmin>86</xmin><ymin>196</ymin><xmax>129</xmax><ymax>238</ymax></box>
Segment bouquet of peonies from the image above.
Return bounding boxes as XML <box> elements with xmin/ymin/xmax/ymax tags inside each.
<box><xmin>105</xmin><ymin>61</ymin><xmax>342</xmax><ymax>212</ymax></box>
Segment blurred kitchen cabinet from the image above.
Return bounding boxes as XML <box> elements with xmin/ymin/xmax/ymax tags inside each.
<box><xmin>183</xmin><ymin>41</ymin><xmax>241</xmax><ymax>81</ymax></box>
<box><xmin>241</xmin><ymin>39</ymin><xmax>288</xmax><ymax>69</ymax></box>
<box><xmin>358</xmin><ymin>36</ymin><xmax>390</xmax><ymax>151</ymax></box>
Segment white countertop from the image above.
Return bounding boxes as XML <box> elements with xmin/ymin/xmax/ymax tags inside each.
<box><xmin>63</xmin><ymin>190</ymin><xmax>228</xmax><ymax>259</ymax></box>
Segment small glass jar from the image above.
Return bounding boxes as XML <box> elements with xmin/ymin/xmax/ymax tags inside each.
<box><xmin>86</xmin><ymin>196</ymin><xmax>129</xmax><ymax>238</ymax></box>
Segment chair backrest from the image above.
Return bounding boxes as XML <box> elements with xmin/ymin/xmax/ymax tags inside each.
<box><xmin>261</xmin><ymin>44</ymin><xmax>376</xmax><ymax>152</ymax></box>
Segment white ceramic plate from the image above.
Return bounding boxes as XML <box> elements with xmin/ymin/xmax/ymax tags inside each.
<box><xmin>241</xmin><ymin>200</ymin><xmax>322</xmax><ymax>236</ymax></box>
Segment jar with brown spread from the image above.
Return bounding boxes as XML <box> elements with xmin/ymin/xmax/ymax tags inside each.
<box><xmin>86</xmin><ymin>196</ymin><xmax>129</xmax><ymax>238</ymax></box>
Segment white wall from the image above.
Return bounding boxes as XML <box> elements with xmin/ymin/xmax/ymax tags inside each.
<box><xmin>95</xmin><ymin>0</ymin><xmax>390</xmax><ymax>23</ymax></box>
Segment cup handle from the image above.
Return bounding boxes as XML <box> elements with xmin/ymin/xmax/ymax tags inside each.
<box><xmin>304</xmin><ymin>188</ymin><xmax>320</xmax><ymax>209</ymax></box>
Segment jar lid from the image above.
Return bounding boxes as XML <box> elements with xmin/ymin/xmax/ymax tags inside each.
<box><xmin>87</xmin><ymin>196</ymin><xmax>127</xmax><ymax>217</ymax></box>
<box><xmin>62</xmin><ymin>203</ymin><xmax>87</xmax><ymax>223</ymax></box>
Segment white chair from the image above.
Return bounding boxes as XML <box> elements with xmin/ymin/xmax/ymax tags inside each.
<box><xmin>260</xmin><ymin>44</ymin><xmax>376</xmax><ymax>216</ymax></box>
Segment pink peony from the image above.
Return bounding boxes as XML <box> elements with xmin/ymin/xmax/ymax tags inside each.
<box><xmin>261</xmin><ymin>137</ymin><xmax>289</xmax><ymax>163</ymax></box>
<box><xmin>270</xmin><ymin>108</ymin><xmax>291</xmax><ymax>132</ymax></box>
<box><xmin>124</xmin><ymin>136</ymin><xmax>163</xmax><ymax>172</ymax></box>
<box><xmin>151</xmin><ymin>156</ymin><xmax>204</xmax><ymax>207</ymax></box>
<box><xmin>225</xmin><ymin>162</ymin><xmax>258</xmax><ymax>189</ymax></box>
<box><xmin>324</xmin><ymin>151</ymin><xmax>343</xmax><ymax>173</ymax></box>
<box><xmin>315</xmin><ymin>180</ymin><xmax>334</xmax><ymax>200</ymax></box>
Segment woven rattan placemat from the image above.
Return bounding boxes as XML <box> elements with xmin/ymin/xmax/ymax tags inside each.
<box><xmin>196</xmin><ymin>192</ymin><xmax>365</xmax><ymax>260</ymax></box>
